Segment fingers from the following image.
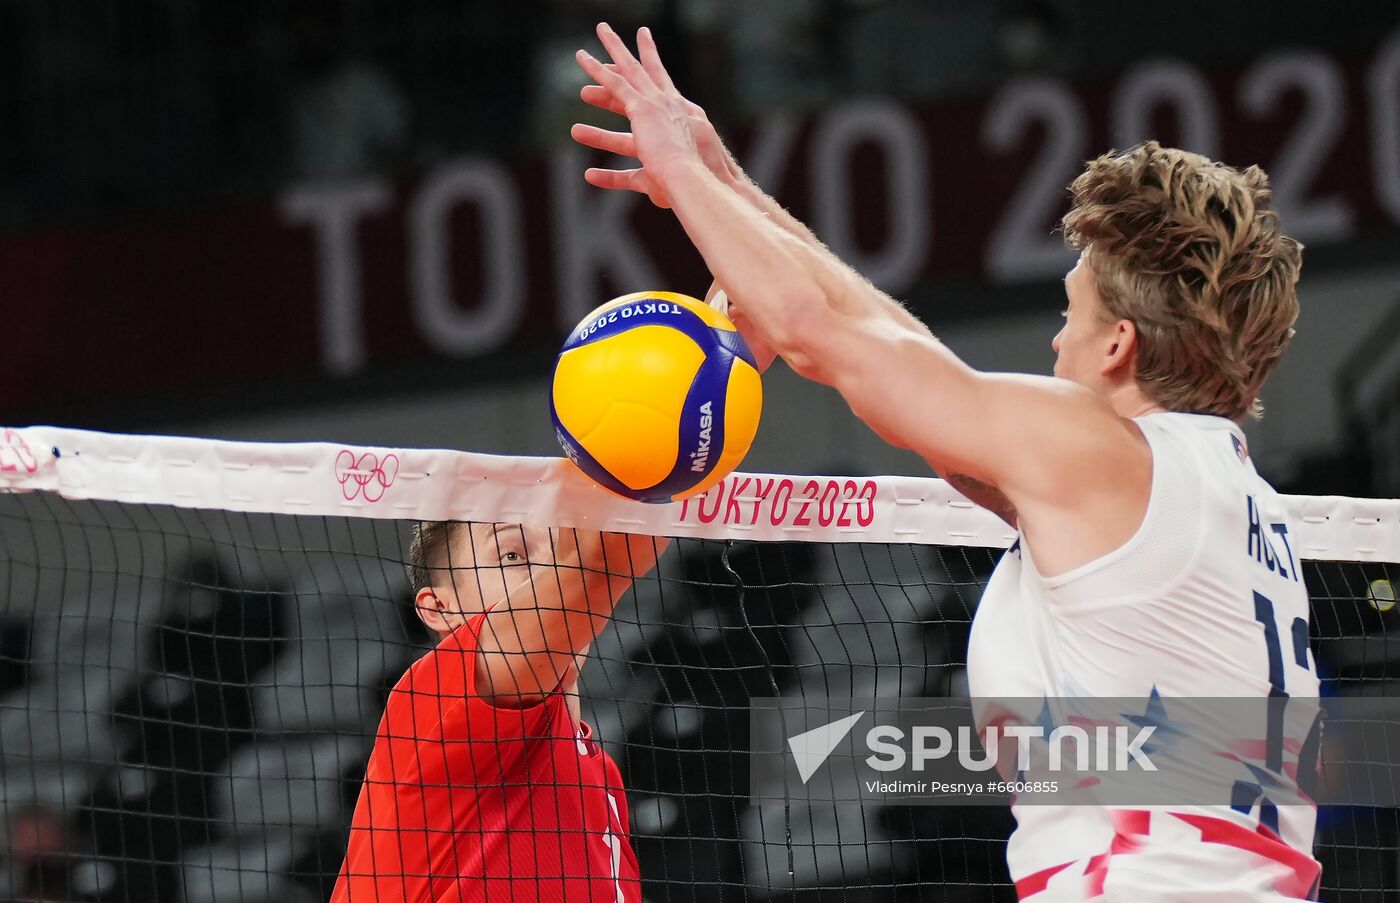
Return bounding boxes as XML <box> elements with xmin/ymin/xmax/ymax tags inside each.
<box><xmin>594</xmin><ymin>22</ymin><xmax>652</xmax><ymax>88</ymax></box>
<box><xmin>583</xmin><ymin>166</ymin><xmax>667</xmax><ymax>206</ymax></box>
<box><xmin>636</xmin><ymin>26</ymin><xmax>677</xmax><ymax>93</ymax></box>
<box><xmin>580</xmin><ymin>84</ymin><xmax>626</xmax><ymax>116</ymax></box>
<box><xmin>580</xmin><ymin>64</ymin><xmax>626</xmax><ymax>115</ymax></box>
<box><xmin>706</xmin><ymin>286</ymin><xmax>731</xmax><ymax>316</ymax></box>
<box><xmin>570</xmin><ymin>123</ymin><xmax>636</xmax><ymax>158</ymax></box>
<box><xmin>575</xmin><ymin>48</ymin><xmax>639</xmax><ymax>106</ymax></box>
<box><xmin>583</xmin><ymin>167</ymin><xmax>640</xmax><ymax>188</ymax></box>
<box><xmin>583</xmin><ymin>167</ymin><xmax>657</xmax><ymax>199</ymax></box>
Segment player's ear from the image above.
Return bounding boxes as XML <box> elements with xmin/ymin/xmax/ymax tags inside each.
<box><xmin>414</xmin><ymin>586</ymin><xmax>452</xmax><ymax>635</ymax></box>
<box><xmin>1101</xmin><ymin>318</ymin><xmax>1139</xmax><ymax>378</ymax></box>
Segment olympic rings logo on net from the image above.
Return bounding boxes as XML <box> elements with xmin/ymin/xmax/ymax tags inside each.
<box><xmin>335</xmin><ymin>450</ymin><xmax>399</xmax><ymax>502</ymax></box>
<box><xmin>0</xmin><ymin>429</ymin><xmax>39</xmax><ymax>476</ymax></box>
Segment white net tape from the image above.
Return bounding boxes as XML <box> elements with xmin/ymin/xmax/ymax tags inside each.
<box><xmin>2</xmin><ymin>425</ymin><xmax>1397</xmax><ymax>561</ymax></box>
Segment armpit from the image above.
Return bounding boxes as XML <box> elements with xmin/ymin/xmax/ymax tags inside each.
<box><xmin>944</xmin><ymin>472</ymin><xmax>1019</xmax><ymax>527</ymax></box>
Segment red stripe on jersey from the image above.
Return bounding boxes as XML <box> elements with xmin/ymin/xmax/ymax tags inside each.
<box><xmin>1112</xmin><ymin>810</ymin><xmax>1150</xmax><ymax>836</ymax></box>
<box><xmin>1083</xmin><ymin>810</ymin><xmax>1150</xmax><ymax>897</ymax></box>
<box><xmin>1171</xmin><ymin>813</ymin><xmax>1320</xmax><ymax>900</ymax></box>
<box><xmin>1223</xmin><ymin>738</ymin><xmax>1303</xmax><ymax>760</ymax></box>
<box><xmin>1014</xmin><ymin>860</ymin><xmax>1076</xmax><ymax>899</ymax></box>
<box><xmin>1083</xmin><ymin>853</ymin><xmax>1110</xmax><ymax>898</ymax></box>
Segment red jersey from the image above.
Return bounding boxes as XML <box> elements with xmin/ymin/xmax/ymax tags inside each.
<box><xmin>332</xmin><ymin>612</ymin><xmax>641</xmax><ymax>903</ymax></box>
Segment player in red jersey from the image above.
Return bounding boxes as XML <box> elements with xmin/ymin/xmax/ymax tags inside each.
<box><xmin>333</xmin><ymin>521</ymin><xmax>663</xmax><ymax>903</ymax></box>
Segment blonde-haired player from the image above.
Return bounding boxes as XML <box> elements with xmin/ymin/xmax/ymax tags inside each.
<box><xmin>573</xmin><ymin>24</ymin><xmax>1318</xmax><ymax>901</ymax></box>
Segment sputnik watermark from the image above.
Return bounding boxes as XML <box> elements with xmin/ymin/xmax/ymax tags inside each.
<box><xmin>786</xmin><ymin>712</ymin><xmax>1155</xmax><ymax>789</ymax></box>
<box><xmin>787</xmin><ymin>711</ymin><xmax>865</xmax><ymax>783</ymax></box>
<box><xmin>864</xmin><ymin>723</ymin><xmax>1157</xmax><ymax>774</ymax></box>
<box><xmin>749</xmin><ymin>696</ymin><xmax>1347</xmax><ymax>808</ymax></box>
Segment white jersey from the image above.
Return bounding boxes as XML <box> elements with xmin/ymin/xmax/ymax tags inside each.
<box><xmin>967</xmin><ymin>413</ymin><xmax>1321</xmax><ymax>902</ymax></box>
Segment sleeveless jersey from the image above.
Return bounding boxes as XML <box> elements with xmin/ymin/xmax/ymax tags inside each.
<box><xmin>967</xmin><ymin>413</ymin><xmax>1321</xmax><ymax>901</ymax></box>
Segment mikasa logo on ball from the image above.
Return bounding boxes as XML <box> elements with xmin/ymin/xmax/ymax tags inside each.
<box><xmin>690</xmin><ymin>401</ymin><xmax>714</xmax><ymax>472</ymax></box>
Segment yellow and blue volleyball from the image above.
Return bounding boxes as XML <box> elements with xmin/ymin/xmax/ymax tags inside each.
<box><xmin>551</xmin><ymin>291</ymin><xmax>763</xmax><ymax>503</ymax></box>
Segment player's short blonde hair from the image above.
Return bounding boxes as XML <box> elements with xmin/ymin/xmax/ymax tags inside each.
<box><xmin>1061</xmin><ymin>141</ymin><xmax>1303</xmax><ymax>421</ymax></box>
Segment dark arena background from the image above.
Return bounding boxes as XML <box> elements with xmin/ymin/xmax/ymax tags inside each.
<box><xmin>3</xmin><ymin>2</ymin><xmax>1400</xmax><ymax>901</ymax></box>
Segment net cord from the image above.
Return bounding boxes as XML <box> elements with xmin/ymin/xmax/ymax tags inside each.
<box><xmin>2</xmin><ymin>425</ymin><xmax>1398</xmax><ymax>562</ymax></box>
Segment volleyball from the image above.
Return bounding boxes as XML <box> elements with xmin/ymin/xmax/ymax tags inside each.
<box><xmin>551</xmin><ymin>291</ymin><xmax>763</xmax><ymax>503</ymax></box>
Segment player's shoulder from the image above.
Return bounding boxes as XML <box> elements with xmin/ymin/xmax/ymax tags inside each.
<box><xmin>998</xmin><ymin>373</ymin><xmax>1146</xmax><ymax>454</ymax></box>
<box><xmin>1013</xmin><ymin>378</ymin><xmax>1150</xmax><ymax>506</ymax></box>
<box><xmin>1135</xmin><ymin>412</ymin><xmax>1256</xmax><ymax>481</ymax></box>
<box><xmin>394</xmin><ymin>624</ymin><xmax>478</xmax><ymax>700</ymax></box>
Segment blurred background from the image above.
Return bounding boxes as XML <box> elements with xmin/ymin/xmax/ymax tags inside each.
<box><xmin>1</xmin><ymin>0</ymin><xmax>1398</xmax><ymax>496</ymax></box>
<box><xmin>4</xmin><ymin>2</ymin><xmax>1400</xmax><ymax>901</ymax></box>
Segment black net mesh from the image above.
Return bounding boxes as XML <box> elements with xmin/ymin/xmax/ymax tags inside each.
<box><xmin>0</xmin><ymin>490</ymin><xmax>1395</xmax><ymax>902</ymax></box>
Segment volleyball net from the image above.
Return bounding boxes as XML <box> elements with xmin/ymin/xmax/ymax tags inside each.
<box><xmin>1</xmin><ymin>426</ymin><xmax>1398</xmax><ymax>902</ymax></box>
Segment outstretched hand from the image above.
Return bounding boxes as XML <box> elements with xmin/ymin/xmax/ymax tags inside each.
<box><xmin>575</xmin><ymin>23</ymin><xmax>779</xmax><ymax>373</ymax></box>
<box><xmin>573</xmin><ymin>23</ymin><xmax>738</xmax><ymax>209</ymax></box>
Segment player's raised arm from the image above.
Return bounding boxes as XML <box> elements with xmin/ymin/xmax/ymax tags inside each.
<box><xmin>571</xmin><ymin>31</ymin><xmax>790</xmax><ymax>378</ymax></box>
<box><xmin>577</xmin><ymin>29</ymin><xmax>998</xmax><ymax>510</ymax></box>
<box><xmin>477</xmin><ymin>529</ymin><xmax>664</xmax><ymax>702</ymax></box>
<box><xmin>413</xmin><ymin>523</ymin><xmax>664</xmax><ymax>704</ymax></box>
<box><xmin>575</xmin><ymin>24</ymin><xmax>1150</xmax><ymax>572</ymax></box>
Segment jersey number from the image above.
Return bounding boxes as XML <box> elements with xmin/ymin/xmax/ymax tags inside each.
<box><xmin>1234</xmin><ymin>590</ymin><xmax>1322</xmax><ymax>833</ymax></box>
<box><xmin>599</xmin><ymin>792</ymin><xmax>626</xmax><ymax>903</ymax></box>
